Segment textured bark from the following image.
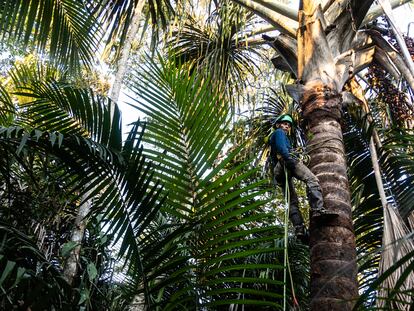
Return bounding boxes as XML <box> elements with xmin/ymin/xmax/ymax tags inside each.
<box><xmin>302</xmin><ymin>81</ymin><xmax>358</xmax><ymax>311</ymax></box>
<box><xmin>109</xmin><ymin>0</ymin><xmax>145</xmax><ymax>104</ymax></box>
<box><xmin>296</xmin><ymin>3</ymin><xmax>359</xmax><ymax>309</ymax></box>
<box><xmin>63</xmin><ymin>198</ymin><xmax>91</xmax><ymax>285</ymax></box>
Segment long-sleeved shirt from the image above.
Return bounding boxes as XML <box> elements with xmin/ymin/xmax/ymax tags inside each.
<box><xmin>269</xmin><ymin>128</ymin><xmax>291</xmax><ymax>162</ymax></box>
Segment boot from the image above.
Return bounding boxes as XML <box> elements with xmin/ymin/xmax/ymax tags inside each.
<box><xmin>295</xmin><ymin>225</ymin><xmax>309</xmax><ymax>245</ymax></box>
<box><xmin>308</xmin><ymin>186</ymin><xmax>339</xmax><ymax>219</ymax></box>
<box><xmin>312</xmin><ymin>207</ymin><xmax>339</xmax><ymax>219</ymax></box>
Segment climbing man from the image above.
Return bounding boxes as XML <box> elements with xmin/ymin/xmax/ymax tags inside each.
<box><xmin>269</xmin><ymin>114</ymin><xmax>337</xmax><ymax>243</ymax></box>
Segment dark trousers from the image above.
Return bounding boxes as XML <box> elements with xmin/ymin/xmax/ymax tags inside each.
<box><xmin>273</xmin><ymin>160</ymin><xmax>324</xmax><ymax>228</ymax></box>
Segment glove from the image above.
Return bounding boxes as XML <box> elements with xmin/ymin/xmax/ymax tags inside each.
<box><xmin>285</xmin><ymin>158</ymin><xmax>297</xmax><ymax>171</ymax></box>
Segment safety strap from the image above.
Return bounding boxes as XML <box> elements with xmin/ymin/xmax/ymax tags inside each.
<box><xmin>283</xmin><ymin>165</ymin><xmax>299</xmax><ymax>310</ymax></box>
<box><xmin>289</xmin><ymin>147</ymin><xmax>310</xmax><ymax>165</ymax></box>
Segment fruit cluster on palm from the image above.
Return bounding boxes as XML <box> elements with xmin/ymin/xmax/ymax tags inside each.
<box><xmin>0</xmin><ymin>0</ymin><xmax>414</xmax><ymax>310</ymax></box>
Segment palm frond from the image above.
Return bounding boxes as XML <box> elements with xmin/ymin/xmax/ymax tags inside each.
<box><xmin>166</xmin><ymin>3</ymin><xmax>263</xmax><ymax>101</ymax></box>
<box><xmin>7</xmin><ymin>63</ymin><xmax>122</xmax><ymax>150</ymax></box>
<box><xmin>0</xmin><ymin>0</ymin><xmax>102</xmax><ymax>71</ymax></box>
<box><xmin>342</xmin><ymin>108</ymin><xmax>385</xmax><ymax>308</ymax></box>
<box><xmin>0</xmin><ymin>122</ymin><xmax>164</xmax><ymax>308</ymax></box>
<box><xmin>0</xmin><ymin>221</ymin><xmax>73</xmax><ymax>309</ymax></box>
<box><xmin>94</xmin><ymin>0</ymin><xmax>174</xmax><ymax>61</ymax></box>
<box><xmin>0</xmin><ymin>83</ymin><xmax>15</xmax><ymax>126</ymax></box>
<box><xmin>123</xmin><ymin>55</ymin><xmax>297</xmax><ymax>308</ymax></box>
<box><xmin>344</xmin><ymin>104</ymin><xmax>414</xmax><ymax>309</ymax></box>
<box><xmin>380</xmin><ymin>128</ymin><xmax>414</xmax><ymax>219</ymax></box>
<box><xmin>355</xmin><ymin>247</ymin><xmax>414</xmax><ymax>311</ymax></box>
<box><xmin>2</xmin><ymin>62</ymin><xmax>169</xmax><ymax>307</ymax></box>
<box><xmin>377</xmin><ymin>204</ymin><xmax>414</xmax><ymax>311</ymax></box>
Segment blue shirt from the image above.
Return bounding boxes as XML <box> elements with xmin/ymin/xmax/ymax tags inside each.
<box><xmin>269</xmin><ymin>128</ymin><xmax>291</xmax><ymax>162</ymax></box>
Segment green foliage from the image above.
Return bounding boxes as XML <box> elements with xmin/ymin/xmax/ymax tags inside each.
<box><xmin>123</xmin><ymin>56</ymin><xmax>307</xmax><ymax>309</ymax></box>
<box><xmin>380</xmin><ymin>128</ymin><xmax>414</xmax><ymax>218</ymax></box>
<box><xmin>0</xmin><ymin>63</ymin><xmax>165</xmax><ymax>310</ymax></box>
<box><xmin>343</xmin><ymin>110</ymin><xmax>384</xmax><ymax>307</ymax></box>
<box><xmin>94</xmin><ymin>0</ymin><xmax>174</xmax><ymax>62</ymax></box>
<box><xmin>0</xmin><ymin>222</ymin><xmax>73</xmax><ymax>310</ymax></box>
<box><xmin>0</xmin><ymin>0</ymin><xmax>101</xmax><ymax>72</ymax></box>
<box><xmin>7</xmin><ymin>62</ymin><xmax>122</xmax><ymax>150</ymax></box>
<box><xmin>344</xmin><ymin>103</ymin><xmax>414</xmax><ymax>309</ymax></box>
<box><xmin>0</xmin><ymin>84</ymin><xmax>15</xmax><ymax>125</ymax></box>
<box><xmin>3</xmin><ymin>1</ymin><xmax>414</xmax><ymax>310</ymax></box>
<box><xmin>166</xmin><ymin>1</ymin><xmax>263</xmax><ymax>102</ymax></box>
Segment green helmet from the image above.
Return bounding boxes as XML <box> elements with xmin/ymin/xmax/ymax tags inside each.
<box><xmin>275</xmin><ymin>114</ymin><xmax>293</xmax><ymax>125</ymax></box>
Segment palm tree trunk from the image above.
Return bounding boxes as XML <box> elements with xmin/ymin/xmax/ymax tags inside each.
<box><xmin>63</xmin><ymin>198</ymin><xmax>92</xmax><ymax>285</ymax></box>
<box><xmin>303</xmin><ymin>81</ymin><xmax>358</xmax><ymax>311</ymax></box>
<box><xmin>109</xmin><ymin>0</ymin><xmax>145</xmax><ymax>104</ymax></box>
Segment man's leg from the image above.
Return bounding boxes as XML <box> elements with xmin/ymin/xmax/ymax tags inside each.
<box><xmin>274</xmin><ymin>163</ymin><xmax>306</xmax><ymax>232</ymax></box>
<box><xmin>286</xmin><ymin>178</ymin><xmax>304</xmax><ymax>228</ymax></box>
<box><xmin>291</xmin><ymin>162</ymin><xmax>334</xmax><ymax>217</ymax></box>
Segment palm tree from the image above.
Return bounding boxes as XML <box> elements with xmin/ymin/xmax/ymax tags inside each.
<box><xmin>166</xmin><ymin>1</ymin><xmax>264</xmax><ymax>104</ymax></box>
<box><xmin>2</xmin><ymin>0</ymin><xmax>414</xmax><ymax>309</ymax></box>
<box><xmin>212</xmin><ymin>1</ymin><xmax>414</xmax><ymax>309</ymax></box>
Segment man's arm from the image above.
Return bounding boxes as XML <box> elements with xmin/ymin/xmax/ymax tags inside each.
<box><xmin>270</xmin><ymin>129</ymin><xmax>296</xmax><ymax>170</ymax></box>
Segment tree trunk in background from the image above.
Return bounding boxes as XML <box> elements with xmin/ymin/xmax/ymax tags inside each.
<box><xmin>63</xmin><ymin>199</ymin><xmax>92</xmax><ymax>285</ymax></box>
<box><xmin>303</xmin><ymin>82</ymin><xmax>358</xmax><ymax>311</ymax></box>
<box><xmin>109</xmin><ymin>0</ymin><xmax>145</xmax><ymax>104</ymax></box>
<box><xmin>63</xmin><ymin>0</ymin><xmax>146</xmax><ymax>289</ymax></box>
<box><xmin>129</xmin><ymin>295</ymin><xmax>146</xmax><ymax>311</ymax></box>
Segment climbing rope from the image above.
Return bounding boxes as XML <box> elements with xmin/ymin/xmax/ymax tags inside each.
<box><xmin>283</xmin><ymin>167</ymin><xmax>289</xmax><ymax>311</ymax></box>
<box><xmin>283</xmin><ymin>166</ymin><xmax>299</xmax><ymax>310</ymax></box>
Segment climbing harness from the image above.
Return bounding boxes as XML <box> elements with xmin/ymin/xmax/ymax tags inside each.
<box><xmin>290</xmin><ymin>146</ymin><xmax>310</xmax><ymax>165</ymax></box>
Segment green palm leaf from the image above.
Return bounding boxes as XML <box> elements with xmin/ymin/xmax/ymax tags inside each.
<box><xmin>0</xmin><ymin>64</ymin><xmax>168</xmax><ymax>308</ymax></box>
<box><xmin>344</xmin><ymin>106</ymin><xmax>414</xmax><ymax>309</ymax></box>
<box><xmin>8</xmin><ymin>63</ymin><xmax>122</xmax><ymax>150</ymax></box>
<box><xmin>166</xmin><ymin>3</ymin><xmax>262</xmax><ymax>101</ymax></box>
<box><xmin>0</xmin><ymin>221</ymin><xmax>73</xmax><ymax>309</ymax></box>
<box><xmin>343</xmin><ymin>111</ymin><xmax>383</xmax><ymax>305</ymax></box>
<box><xmin>93</xmin><ymin>0</ymin><xmax>174</xmax><ymax>60</ymax></box>
<box><xmin>0</xmin><ymin>122</ymin><xmax>165</xmax><ymax>304</ymax></box>
<box><xmin>380</xmin><ymin>128</ymin><xmax>414</xmax><ymax>219</ymax></box>
<box><xmin>0</xmin><ymin>0</ymin><xmax>101</xmax><ymax>71</ymax></box>
<box><xmin>124</xmin><ymin>56</ymin><xmax>302</xmax><ymax>308</ymax></box>
<box><xmin>0</xmin><ymin>84</ymin><xmax>15</xmax><ymax>126</ymax></box>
